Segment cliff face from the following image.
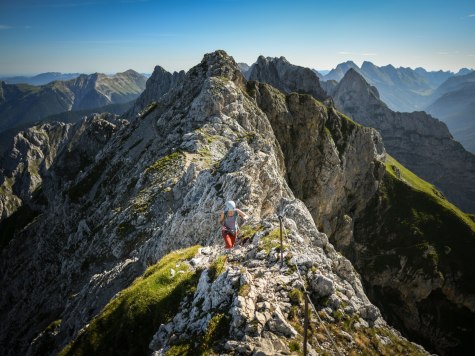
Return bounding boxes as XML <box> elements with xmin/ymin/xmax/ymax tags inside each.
<box><xmin>246</xmin><ymin>81</ymin><xmax>385</xmax><ymax>240</ymax></box>
<box><xmin>333</xmin><ymin>69</ymin><xmax>475</xmax><ymax>214</ymax></box>
<box><xmin>0</xmin><ymin>114</ymin><xmax>125</xmax><ymax>223</ymax></box>
<box><xmin>0</xmin><ymin>51</ymin><xmax>425</xmax><ymax>355</ymax></box>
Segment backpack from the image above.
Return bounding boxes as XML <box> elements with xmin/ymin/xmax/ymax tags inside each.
<box><xmin>223</xmin><ymin>209</ymin><xmax>239</xmax><ymax>233</ymax></box>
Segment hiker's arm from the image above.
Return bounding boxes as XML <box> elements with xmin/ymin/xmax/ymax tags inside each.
<box><xmin>236</xmin><ymin>209</ymin><xmax>249</xmax><ymax>220</ymax></box>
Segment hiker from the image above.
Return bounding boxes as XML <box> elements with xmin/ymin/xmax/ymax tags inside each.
<box><xmin>219</xmin><ymin>200</ymin><xmax>249</xmax><ymax>249</ymax></box>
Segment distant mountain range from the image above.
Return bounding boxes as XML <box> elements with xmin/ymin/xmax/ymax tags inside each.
<box><xmin>0</xmin><ymin>72</ymin><xmax>81</xmax><ymax>86</ymax></box>
<box><xmin>297</xmin><ymin>60</ymin><xmax>475</xmax><ymax>154</ymax></box>
<box><xmin>425</xmin><ymin>71</ymin><xmax>475</xmax><ymax>153</ymax></box>
<box><xmin>0</xmin><ymin>70</ymin><xmax>147</xmax><ymax>133</ymax></box>
<box><xmin>320</xmin><ymin>61</ymin><xmax>472</xmax><ymax>112</ymax></box>
<box><xmin>330</xmin><ymin>68</ymin><xmax>475</xmax><ymax>214</ymax></box>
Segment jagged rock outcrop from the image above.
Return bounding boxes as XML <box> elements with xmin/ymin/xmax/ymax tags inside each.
<box><xmin>0</xmin><ymin>70</ymin><xmax>146</xmax><ymax>133</ymax></box>
<box><xmin>0</xmin><ymin>121</ymin><xmax>70</xmax><ymax>221</ymax></box>
<box><xmin>333</xmin><ymin>68</ymin><xmax>475</xmax><ymax>214</ymax></box>
<box><xmin>130</xmin><ymin>65</ymin><xmax>185</xmax><ymax>115</ymax></box>
<box><xmin>248</xmin><ymin>56</ymin><xmax>327</xmax><ymax>102</ymax></box>
<box><xmin>0</xmin><ymin>50</ymin><xmax>428</xmax><ymax>355</ymax></box>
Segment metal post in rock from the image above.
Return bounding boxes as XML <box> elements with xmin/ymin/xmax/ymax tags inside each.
<box><xmin>303</xmin><ymin>291</ymin><xmax>310</xmax><ymax>355</ymax></box>
<box><xmin>278</xmin><ymin>215</ymin><xmax>283</xmax><ymax>267</ymax></box>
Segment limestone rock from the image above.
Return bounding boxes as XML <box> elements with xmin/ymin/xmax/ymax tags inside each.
<box><xmin>310</xmin><ymin>273</ymin><xmax>335</xmax><ymax>297</ymax></box>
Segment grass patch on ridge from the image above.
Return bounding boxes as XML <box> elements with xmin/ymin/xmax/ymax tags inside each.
<box><xmin>385</xmin><ymin>155</ymin><xmax>475</xmax><ymax>230</ymax></box>
<box><xmin>60</xmin><ymin>245</ymin><xmax>200</xmax><ymax>356</ymax></box>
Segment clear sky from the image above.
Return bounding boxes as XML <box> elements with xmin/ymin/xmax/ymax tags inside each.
<box><xmin>1</xmin><ymin>0</ymin><xmax>474</xmax><ymax>75</ymax></box>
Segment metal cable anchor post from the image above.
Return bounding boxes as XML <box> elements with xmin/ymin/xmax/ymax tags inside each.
<box><xmin>278</xmin><ymin>215</ymin><xmax>284</xmax><ymax>267</ymax></box>
<box><xmin>303</xmin><ymin>291</ymin><xmax>310</xmax><ymax>355</ymax></box>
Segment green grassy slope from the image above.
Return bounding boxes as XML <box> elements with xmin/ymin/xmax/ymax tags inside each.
<box><xmin>60</xmin><ymin>246</ymin><xmax>200</xmax><ymax>356</ymax></box>
<box><xmin>353</xmin><ymin>154</ymin><xmax>475</xmax><ymax>354</ymax></box>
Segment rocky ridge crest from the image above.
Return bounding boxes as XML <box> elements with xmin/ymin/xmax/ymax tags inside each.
<box><xmin>0</xmin><ymin>50</ymin><xmax>424</xmax><ymax>355</ymax></box>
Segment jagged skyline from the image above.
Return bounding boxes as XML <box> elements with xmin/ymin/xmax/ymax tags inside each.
<box><xmin>0</xmin><ymin>0</ymin><xmax>474</xmax><ymax>75</ymax></box>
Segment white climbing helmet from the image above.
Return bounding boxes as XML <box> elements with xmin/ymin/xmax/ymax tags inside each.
<box><xmin>225</xmin><ymin>200</ymin><xmax>236</xmax><ymax>211</ymax></box>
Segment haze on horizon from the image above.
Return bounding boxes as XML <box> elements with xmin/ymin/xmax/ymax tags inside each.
<box><xmin>0</xmin><ymin>0</ymin><xmax>474</xmax><ymax>76</ymax></box>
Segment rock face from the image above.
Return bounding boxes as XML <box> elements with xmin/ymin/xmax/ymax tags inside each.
<box><xmin>0</xmin><ymin>70</ymin><xmax>146</xmax><ymax>133</ymax></box>
<box><xmin>246</xmin><ymin>81</ymin><xmax>385</xmax><ymax>240</ymax></box>
<box><xmin>333</xmin><ymin>68</ymin><xmax>475</xmax><ymax>214</ymax></box>
<box><xmin>0</xmin><ymin>50</ymin><xmax>428</xmax><ymax>355</ymax></box>
<box><xmin>351</xmin><ymin>156</ymin><xmax>475</xmax><ymax>355</ymax></box>
<box><xmin>130</xmin><ymin>65</ymin><xmax>185</xmax><ymax>116</ymax></box>
<box><xmin>0</xmin><ymin>114</ymin><xmax>125</xmax><ymax>223</ymax></box>
<box><xmin>247</xmin><ymin>56</ymin><xmax>327</xmax><ymax>101</ymax></box>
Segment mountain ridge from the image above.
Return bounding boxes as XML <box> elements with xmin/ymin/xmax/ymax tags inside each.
<box><xmin>0</xmin><ymin>70</ymin><xmax>147</xmax><ymax>134</ymax></box>
<box><xmin>0</xmin><ymin>72</ymin><xmax>81</xmax><ymax>86</ymax></box>
<box><xmin>1</xmin><ymin>50</ymin><xmax>474</xmax><ymax>355</ymax></box>
<box><xmin>323</xmin><ymin>61</ymin><xmax>473</xmax><ymax>112</ymax></box>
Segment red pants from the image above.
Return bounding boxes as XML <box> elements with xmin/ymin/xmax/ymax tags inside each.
<box><xmin>222</xmin><ymin>228</ymin><xmax>238</xmax><ymax>249</ymax></box>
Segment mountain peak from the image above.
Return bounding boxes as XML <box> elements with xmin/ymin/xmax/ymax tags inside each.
<box><xmin>361</xmin><ymin>61</ymin><xmax>377</xmax><ymax>69</ymax></box>
<box><xmin>248</xmin><ymin>54</ymin><xmax>326</xmax><ymax>101</ymax></box>
<box><xmin>341</xmin><ymin>67</ymin><xmax>367</xmax><ymax>84</ymax></box>
<box><xmin>335</xmin><ymin>68</ymin><xmax>381</xmax><ymax>103</ymax></box>
<box><xmin>119</xmin><ymin>69</ymin><xmax>141</xmax><ymax>76</ymax></box>
<box><xmin>194</xmin><ymin>50</ymin><xmax>244</xmax><ymax>85</ymax></box>
<box><xmin>342</xmin><ymin>60</ymin><xmax>358</xmax><ymax>66</ymax></box>
<box><xmin>324</xmin><ymin>61</ymin><xmax>360</xmax><ymax>81</ymax></box>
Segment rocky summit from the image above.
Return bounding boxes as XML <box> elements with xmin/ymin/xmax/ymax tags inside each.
<box><xmin>1</xmin><ymin>50</ymin><xmax>474</xmax><ymax>356</ymax></box>
<box><xmin>247</xmin><ymin>56</ymin><xmax>327</xmax><ymax>102</ymax></box>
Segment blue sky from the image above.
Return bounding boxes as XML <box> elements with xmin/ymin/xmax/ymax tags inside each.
<box><xmin>0</xmin><ymin>0</ymin><xmax>474</xmax><ymax>75</ymax></box>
